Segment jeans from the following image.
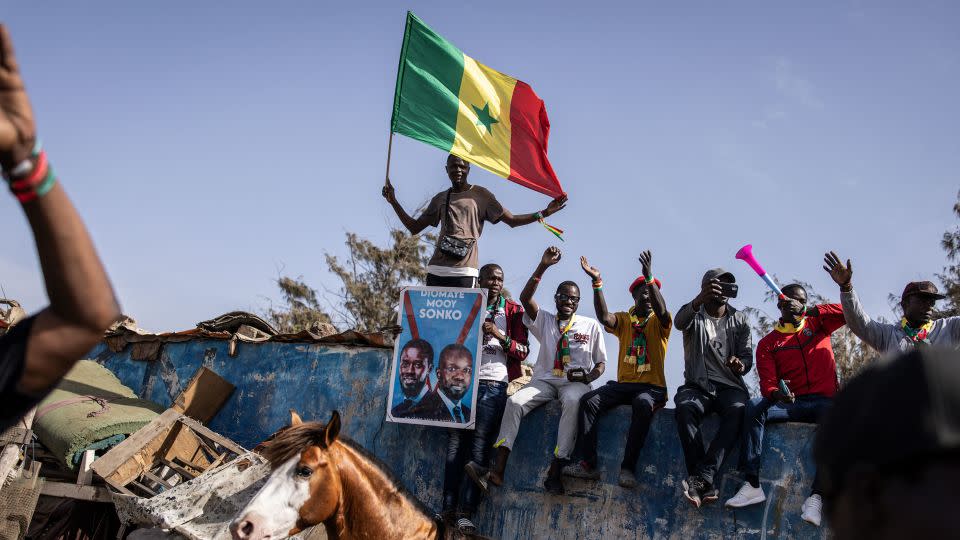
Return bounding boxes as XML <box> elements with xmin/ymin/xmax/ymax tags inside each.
<box><xmin>576</xmin><ymin>382</ymin><xmax>667</xmax><ymax>472</ymax></box>
<box><xmin>739</xmin><ymin>394</ymin><xmax>833</xmax><ymax>493</ymax></box>
<box><xmin>675</xmin><ymin>383</ymin><xmax>749</xmax><ymax>485</ymax></box>
<box><xmin>442</xmin><ymin>380</ymin><xmax>507</xmax><ymax>514</ymax></box>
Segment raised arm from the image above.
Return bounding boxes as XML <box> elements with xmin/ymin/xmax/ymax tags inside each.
<box><xmin>675</xmin><ymin>279</ymin><xmax>723</xmax><ymax>331</ymax></box>
<box><xmin>381</xmin><ymin>179</ymin><xmax>433</xmax><ymax>235</ymax></box>
<box><xmin>520</xmin><ymin>246</ymin><xmax>562</xmax><ymax>322</ymax></box>
<box><xmin>823</xmin><ymin>251</ymin><xmax>888</xmax><ymax>351</ymax></box>
<box><xmin>640</xmin><ymin>251</ymin><xmax>670</xmax><ymax>328</ymax></box>
<box><xmin>0</xmin><ymin>24</ymin><xmax>121</xmax><ymax>393</ymax></box>
<box><xmin>499</xmin><ymin>195</ymin><xmax>567</xmax><ymax>228</ymax></box>
<box><xmin>579</xmin><ymin>256</ymin><xmax>616</xmax><ymax>328</ymax></box>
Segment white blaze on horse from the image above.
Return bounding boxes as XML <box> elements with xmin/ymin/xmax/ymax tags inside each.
<box><xmin>230</xmin><ymin>411</ymin><xmax>487</xmax><ymax>540</ymax></box>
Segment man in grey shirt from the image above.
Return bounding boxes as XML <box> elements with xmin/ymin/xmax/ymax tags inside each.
<box><xmin>823</xmin><ymin>251</ymin><xmax>960</xmax><ymax>353</ymax></box>
<box><xmin>673</xmin><ymin>268</ymin><xmax>753</xmax><ymax>508</ymax></box>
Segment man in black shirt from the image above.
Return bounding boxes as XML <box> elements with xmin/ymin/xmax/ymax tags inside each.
<box><xmin>0</xmin><ymin>24</ymin><xmax>121</xmax><ymax>431</ymax></box>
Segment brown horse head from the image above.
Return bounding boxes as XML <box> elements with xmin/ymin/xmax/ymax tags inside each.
<box><xmin>231</xmin><ymin>410</ymin><xmax>343</xmax><ymax>540</ymax></box>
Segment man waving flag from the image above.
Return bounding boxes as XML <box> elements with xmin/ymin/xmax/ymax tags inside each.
<box><xmin>391</xmin><ymin>12</ymin><xmax>564</xmax><ymax>200</ymax></box>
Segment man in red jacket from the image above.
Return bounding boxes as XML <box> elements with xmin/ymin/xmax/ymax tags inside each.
<box><xmin>725</xmin><ymin>283</ymin><xmax>845</xmax><ymax>528</ymax></box>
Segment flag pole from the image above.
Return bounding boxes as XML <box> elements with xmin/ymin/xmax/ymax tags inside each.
<box><xmin>384</xmin><ymin>131</ymin><xmax>394</xmax><ymax>186</ymax></box>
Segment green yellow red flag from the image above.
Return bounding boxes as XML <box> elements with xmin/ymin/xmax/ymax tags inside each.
<box><xmin>390</xmin><ymin>12</ymin><xmax>565</xmax><ymax>199</ymax></box>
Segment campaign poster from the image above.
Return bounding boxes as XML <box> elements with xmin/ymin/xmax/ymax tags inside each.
<box><xmin>386</xmin><ymin>286</ymin><xmax>486</xmax><ymax>429</ymax></box>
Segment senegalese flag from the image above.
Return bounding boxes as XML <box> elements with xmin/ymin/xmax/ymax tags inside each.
<box><xmin>390</xmin><ymin>12</ymin><xmax>565</xmax><ymax>200</ymax></box>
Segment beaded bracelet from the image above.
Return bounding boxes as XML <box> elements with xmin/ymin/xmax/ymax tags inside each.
<box><xmin>593</xmin><ymin>280</ymin><xmax>603</xmax><ymax>291</ymax></box>
<box><xmin>4</xmin><ymin>141</ymin><xmax>57</xmax><ymax>203</ymax></box>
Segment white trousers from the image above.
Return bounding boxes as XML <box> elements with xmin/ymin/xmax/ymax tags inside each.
<box><xmin>494</xmin><ymin>378</ymin><xmax>591</xmax><ymax>459</ymax></box>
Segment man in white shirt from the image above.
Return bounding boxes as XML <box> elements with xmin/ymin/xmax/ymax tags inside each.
<box><xmin>466</xmin><ymin>247</ymin><xmax>607</xmax><ymax>495</ymax></box>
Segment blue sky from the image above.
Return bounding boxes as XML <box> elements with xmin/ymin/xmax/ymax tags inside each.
<box><xmin>2</xmin><ymin>2</ymin><xmax>958</xmax><ymax>396</ymax></box>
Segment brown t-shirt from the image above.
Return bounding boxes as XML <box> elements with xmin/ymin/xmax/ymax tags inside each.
<box><xmin>422</xmin><ymin>185</ymin><xmax>504</xmax><ymax>271</ymax></box>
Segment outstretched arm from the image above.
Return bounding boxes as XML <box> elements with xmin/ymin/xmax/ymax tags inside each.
<box><xmin>823</xmin><ymin>251</ymin><xmax>887</xmax><ymax>350</ymax></box>
<box><xmin>640</xmin><ymin>251</ymin><xmax>670</xmax><ymax>328</ymax></box>
<box><xmin>381</xmin><ymin>179</ymin><xmax>433</xmax><ymax>235</ymax></box>
<box><xmin>499</xmin><ymin>195</ymin><xmax>567</xmax><ymax>228</ymax></box>
<box><xmin>520</xmin><ymin>246</ymin><xmax>562</xmax><ymax>322</ymax></box>
<box><xmin>580</xmin><ymin>256</ymin><xmax>616</xmax><ymax>329</ymax></box>
<box><xmin>0</xmin><ymin>24</ymin><xmax>121</xmax><ymax>393</ymax></box>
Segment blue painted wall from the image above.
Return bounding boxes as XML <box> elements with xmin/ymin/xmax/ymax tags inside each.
<box><xmin>91</xmin><ymin>339</ymin><xmax>827</xmax><ymax>539</ymax></box>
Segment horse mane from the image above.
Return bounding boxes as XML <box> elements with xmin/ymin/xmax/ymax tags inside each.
<box><xmin>259</xmin><ymin>421</ymin><xmax>436</xmax><ymax>520</ymax></box>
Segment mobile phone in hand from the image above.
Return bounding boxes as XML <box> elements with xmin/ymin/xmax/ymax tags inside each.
<box><xmin>778</xmin><ymin>379</ymin><xmax>791</xmax><ymax>396</ymax></box>
<box><xmin>719</xmin><ymin>282</ymin><xmax>739</xmax><ymax>298</ymax></box>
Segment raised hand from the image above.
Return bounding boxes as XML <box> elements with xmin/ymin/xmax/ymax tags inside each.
<box><xmin>0</xmin><ymin>24</ymin><xmax>37</xmax><ymax>170</ymax></box>
<box><xmin>543</xmin><ymin>195</ymin><xmax>568</xmax><ymax>217</ymax></box>
<box><xmin>639</xmin><ymin>250</ymin><xmax>653</xmax><ymax>279</ymax></box>
<box><xmin>822</xmin><ymin>251</ymin><xmax>853</xmax><ymax>288</ymax></box>
<box><xmin>579</xmin><ymin>256</ymin><xmax>601</xmax><ymax>281</ymax></box>
<box><xmin>381</xmin><ymin>178</ymin><xmax>397</xmax><ymax>204</ymax></box>
<box><xmin>541</xmin><ymin>246</ymin><xmax>562</xmax><ymax>267</ymax></box>
<box><xmin>695</xmin><ymin>278</ymin><xmax>724</xmax><ymax>306</ymax></box>
<box><xmin>778</xmin><ymin>297</ymin><xmax>805</xmax><ymax>316</ymax></box>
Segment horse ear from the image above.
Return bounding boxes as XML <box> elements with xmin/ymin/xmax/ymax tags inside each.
<box><xmin>324</xmin><ymin>411</ymin><xmax>341</xmax><ymax>446</ymax></box>
<box><xmin>290</xmin><ymin>409</ymin><xmax>303</xmax><ymax>426</ymax></box>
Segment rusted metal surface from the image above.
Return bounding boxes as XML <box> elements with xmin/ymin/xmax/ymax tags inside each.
<box><xmin>90</xmin><ymin>337</ymin><xmax>826</xmax><ymax>539</ymax></box>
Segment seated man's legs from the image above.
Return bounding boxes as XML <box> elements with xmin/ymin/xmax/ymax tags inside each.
<box><xmin>557</xmin><ymin>380</ymin><xmax>592</xmax><ymax>461</ymax></box>
<box><xmin>459</xmin><ymin>381</ymin><xmax>508</xmax><ymax>516</ymax></box>
<box><xmin>469</xmin><ymin>378</ymin><xmax>556</xmax><ymax>486</ymax></box>
<box><xmin>740</xmin><ymin>396</ymin><xmax>776</xmax><ymax>487</ymax></box>
<box><xmin>543</xmin><ymin>380</ymin><xmax>591</xmax><ymax>493</ymax></box>
<box><xmin>575</xmin><ymin>382</ymin><xmax>632</xmax><ymax>470</ymax></box>
<box><xmin>622</xmin><ymin>385</ymin><xmax>667</xmax><ymax>473</ymax></box>
<box><xmin>789</xmin><ymin>396</ymin><xmax>833</xmax><ymax>495</ymax></box>
<box><xmin>674</xmin><ymin>385</ymin><xmax>711</xmax><ymax>477</ymax></box>
<box><xmin>697</xmin><ymin>385</ymin><xmax>749</xmax><ymax>491</ymax></box>
<box><xmin>726</xmin><ymin>396</ymin><xmax>777</xmax><ymax>508</ymax></box>
<box><xmin>442</xmin><ymin>428</ymin><xmax>473</xmax><ymax>516</ymax></box>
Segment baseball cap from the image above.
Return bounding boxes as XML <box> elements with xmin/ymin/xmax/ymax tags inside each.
<box><xmin>702</xmin><ymin>268</ymin><xmax>735</xmax><ymax>285</ymax></box>
<box><xmin>901</xmin><ymin>281</ymin><xmax>946</xmax><ymax>301</ymax></box>
<box><xmin>815</xmin><ymin>347</ymin><xmax>960</xmax><ymax>497</ymax></box>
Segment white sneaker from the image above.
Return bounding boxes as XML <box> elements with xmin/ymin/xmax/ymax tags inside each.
<box><xmin>800</xmin><ymin>494</ymin><xmax>823</xmax><ymax>526</ymax></box>
<box><xmin>724</xmin><ymin>482</ymin><xmax>767</xmax><ymax>508</ymax></box>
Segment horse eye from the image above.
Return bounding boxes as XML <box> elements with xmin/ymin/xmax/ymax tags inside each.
<box><xmin>295</xmin><ymin>466</ymin><xmax>313</xmax><ymax>478</ymax></box>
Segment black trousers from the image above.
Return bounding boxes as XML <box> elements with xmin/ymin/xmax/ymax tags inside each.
<box><xmin>426</xmin><ymin>274</ymin><xmax>476</xmax><ymax>288</ymax></box>
<box><xmin>576</xmin><ymin>382</ymin><xmax>667</xmax><ymax>472</ymax></box>
<box><xmin>674</xmin><ymin>383</ymin><xmax>748</xmax><ymax>485</ymax></box>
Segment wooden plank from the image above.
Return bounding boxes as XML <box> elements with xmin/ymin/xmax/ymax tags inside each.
<box><xmin>129</xmin><ymin>480</ymin><xmax>160</xmax><ymax>497</ymax></box>
<box><xmin>177</xmin><ymin>415</ymin><xmax>246</xmax><ymax>455</ymax></box>
<box><xmin>113</xmin><ymin>483</ymin><xmax>137</xmax><ymax>496</ymax></box>
<box><xmin>159</xmin><ymin>457</ymin><xmax>197</xmax><ymax>481</ymax></box>
<box><xmin>91</xmin><ymin>409</ymin><xmax>181</xmax><ymax>488</ymax></box>
<box><xmin>140</xmin><ymin>470</ymin><xmax>174</xmax><ymax>489</ymax></box>
<box><xmin>172</xmin><ymin>367</ymin><xmax>234</xmax><ymax>424</ymax></box>
<box><xmin>40</xmin><ymin>481</ymin><xmax>113</xmax><ymax>503</ymax></box>
<box><xmin>76</xmin><ymin>449</ymin><xmax>95</xmax><ymax>486</ymax></box>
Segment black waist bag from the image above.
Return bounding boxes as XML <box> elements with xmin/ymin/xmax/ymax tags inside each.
<box><xmin>438</xmin><ymin>189</ymin><xmax>474</xmax><ymax>259</ymax></box>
